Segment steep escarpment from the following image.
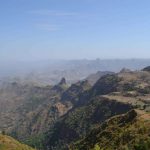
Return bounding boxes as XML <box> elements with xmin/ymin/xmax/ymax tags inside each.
<box><xmin>0</xmin><ymin>78</ymin><xmax>71</xmax><ymax>141</ymax></box>
<box><xmin>44</xmin><ymin>96</ymin><xmax>133</xmax><ymax>150</ymax></box>
<box><xmin>61</xmin><ymin>80</ymin><xmax>91</xmax><ymax>105</ymax></box>
<box><xmin>1</xmin><ymin>67</ymin><xmax>150</xmax><ymax>150</ymax></box>
<box><xmin>72</xmin><ymin>109</ymin><xmax>150</xmax><ymax>150</ymax></box>
<box><xmin>91</xmin><ymin>74</ymin><xmax>121</xmax><ymax>96</ymax></box>
<box><xmin>43</xmin><ymin>68</ymin><xmax>150</xmax><ymax>150</ymax></box>
<box><xmin>0</xmin><ymin>77</ymin><xmax>92</xmax><ymax>149</ymax></box>
<box><xmin>86</xmin><ymin>71</ymin><xmax>114</xmax><ymax>85</ymax></box>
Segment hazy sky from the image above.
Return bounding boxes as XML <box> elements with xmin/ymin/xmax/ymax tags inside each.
<box><xmin>0</xmin><ymin>0</ymin><xmax>150</xmax><ymax>61</ymax></box>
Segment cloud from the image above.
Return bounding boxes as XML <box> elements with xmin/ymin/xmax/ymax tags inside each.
<box><xmin>36</xmin><ymin>23</ymin><xmax>60</xmax><ymax>31</ymax></box>
<box><xmin>28</xmin><ymin>10</ymin><xmax>79</xmax><ymax>17</ymax></box>
<box><xmin>29</xmin><ymin>10</ymin><xmax>95</xmax><ymax>31</ymax></box>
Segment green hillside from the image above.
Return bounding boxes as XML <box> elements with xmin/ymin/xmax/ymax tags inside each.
<box><xmin>0</xmin><ymin>134</ymin><xmax>35</xmax><ymax>150</ymax></box>
<box><xmin>71</xmin><ymin>109</ymin><xmax>150</xmax><ymax>150</ymax></box>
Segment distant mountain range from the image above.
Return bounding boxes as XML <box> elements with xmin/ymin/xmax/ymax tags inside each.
<box><xmin>1</xmin><ymin>59</ymin><xmax>150</xmax><ymax>85</ymax></box>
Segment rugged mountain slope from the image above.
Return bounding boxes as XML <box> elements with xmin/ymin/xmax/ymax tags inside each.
<box><xmin>142</xmin><ymin>66</ymin><xmax>150</xmax><ymax>72</ymax></box>
<box><xmin>0</xmin><ymin>134</ymin><xmax>35</xmax><ymax>150</ymax></box>
<box><xmin>86</xmin><ymin>71</ymin><xmax>114</xmax><ymax>85</ymax></box>
<box><xmin>0</xmin><ymin>78</ymin><xmax>71</xmax><ymax>141</ymax></box>
<box><xmin>43</xmin><ymin>68</ymin><xmax>150</xmax><ymax>150</ymax></box>
<box><xmin>44</xmin><ymin>96</ymin><xmax>133</xmax><ymax>150</ymax></box>
<box><xmin>1</xmin><ymin>67</ymin><xmax>150</xmax><ymax>150</ymax></box>
<box><xmin>0</xmin><ymin>77</ymin><xmax>92</xmax><ymax>147</ymax></box>
<box><xmin>61</xmin><ymin>80</ymin><xmax>91</xmax><ymax>105</ymax></box>
<box><xmin>72</xmin><ymin>109</ymin><xmax>150</xmax><ymax>150</ymax></box>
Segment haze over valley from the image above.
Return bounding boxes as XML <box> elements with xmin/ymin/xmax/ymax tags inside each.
<box><xmin>1</xmin><ymin>0</ymin><xmax>150</xmax><ymax>150</ymax></box>
<box><xmin>1</xmin><ymin>59</ymin><xmax>150</xmax><ymax>86</ymax></box>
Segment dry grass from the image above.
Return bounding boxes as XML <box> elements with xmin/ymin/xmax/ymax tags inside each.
<box><xmin>0</xmin><ymin>134</ymin><xmax>35</xmax><ymax>150</ymax></box>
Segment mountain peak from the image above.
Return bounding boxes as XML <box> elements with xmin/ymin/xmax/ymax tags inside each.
<box><xmin>91</xmin><ymin>74</ymin><xmax>120</xmax><ymax>96</ymax></box>
<box><xmin>59</xmin><ymin>77</ymin><xmax>66</xmax><ymax>85</ymax></box>
<box><xmin>120</xmin><ymin>68</ymin><xmax>131</xmax><ymax>73</ymax></box>
<box><xmin>142</xmin><ymin>66</ymin><xmax>150</xmax><ymax>72</ymax></box>
<box><xmin>52</xmin><ymin>77</ymin><xmax>68</xmax><ymax>93</ymax></box>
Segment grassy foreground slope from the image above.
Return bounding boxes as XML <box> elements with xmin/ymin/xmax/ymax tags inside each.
<box><xmin>0</xmin><ymin>134</ymin><xmax>35</xmax><ymax>150</ymax></box>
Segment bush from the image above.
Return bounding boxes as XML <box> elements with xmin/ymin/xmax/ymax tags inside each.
<box><xmin>93</xmin><ymin>144</ymin><xmax>102</xmax><ymax>150</ymax></box>
<box><xmin>134</xmin><ymin>140</ymin><xmax>150</xmax><ymax>150</ymax></box>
